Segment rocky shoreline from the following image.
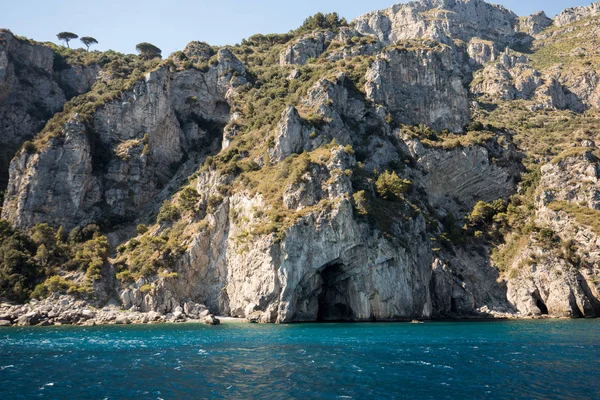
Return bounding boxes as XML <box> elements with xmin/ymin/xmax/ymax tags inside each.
<box><xmin>0</xmin><ymin>295</ymin><xmax>572</xmax><ymax>327</ymax></box>
<box><xmin>0</xmin><ymin>295</ymin><xmax>225</xmax><ymax>327</ymax></box>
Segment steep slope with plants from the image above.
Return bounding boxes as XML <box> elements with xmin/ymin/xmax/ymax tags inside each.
<box><xmin>1</xmin><ymin>0</ymin><xmax>599</xmax><ymax>325</ymax></box>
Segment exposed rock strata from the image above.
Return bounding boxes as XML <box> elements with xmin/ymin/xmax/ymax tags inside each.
<box><xmin>119</xmin><ymin>140</ymin><xmax>518</xmax><ymax>322</ymax></box>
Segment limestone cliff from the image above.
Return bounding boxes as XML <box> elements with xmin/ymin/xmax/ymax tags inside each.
<box><xmin>0</xmin><ymin>29</ymin><xmax>98</xmax><ymax>187</ymax></box>
<box><xmin>365</xmin><ymin>42</ymin><xmax>469</xmax><ymax>132</ymax></box>
<box><xmin>353</xmin><ymin>0</ymin><xmax>519</xmax><ymax>47</ymax></box>
<box><xmin>554</xmin><ymin>2</ymin><xmax>600</xmax><ymax>27</ymax></box>
<box><xmin>1</xmin><ymin>0</ymin><xmax>600</xmax><ymax>324</ymax></box>
<box><xmin>506</xmin><ymin>148</ymin><xmax>600</xmax><ymax>317</ymax></box>
<box><xmin>2</xmin><ymin>49</ymin><xmax>247</xmax><ymax>230</ymax></box>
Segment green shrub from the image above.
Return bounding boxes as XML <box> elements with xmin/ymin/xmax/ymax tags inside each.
<box><xmin>179</xmin><ymin>187</ymin><xmax>200</xmax><ymax>212</ymax></box>
<box><xmin>375</xmin><ymin>171</ymin><xmax>411</xmax><ymax>201</ymax></box>
<box><xmin>116</xmin><ymin>270</ymin><xmax>134</xmax><ymax>283</ymax></box>
<box><xmin>157</xmin><ymin>200</ymin><xmax>180</xmax><ymax>223</ymax></box>
<box><xmin>294</xmin><ymin>12</ymin><xmax>348</xmax><ymax>34</ymax></box>
<box><xmin>140</xmin><ymin>284</ymin><xmax>153</xmax><ymax>293</ymax></box>
<box><xmin>31</xmin><ymin>276</ymin><xmax>73</xmax><ymax>299</ymax></box>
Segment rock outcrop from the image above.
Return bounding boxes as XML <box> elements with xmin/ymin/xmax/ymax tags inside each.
<box><xmin>2</xmin><ymin>49</ymin><xmax>247</xmax><ymax>230</ymax></box>
<box><xmin>365</xmin><ymin>43</ymin><xmax>469</xmax><ymax>132</ymax></box>
<box><xmin>404</xmin><ymin>137</ymin><xmax>520</xmax><ymax>216</ymax></box>
<box><xmin>554</xmin><ymin>2</ymin><xmax>600</xmax><ymax>27</ymax></box>
<box><xmin>280</xmin><ymin>31</ymin><xmax>336</xmax><ymax>66</ymax></box>
<box><xmin>507</xmin><ymin>149</ymin><xmax>600</xmax><ymax>317</ymax></box>
<box><xmin>0</xmin><ymin>294</ymin><xmax>221</xmax><ymax>326</ymax></box>
<box><xmin>353</xmin><ymin>0</ymin><xmax>519</xmax><ymax>47</ymax></box>
<box><xmin>518</xmin><ymin>11</ymin><xmax>553</xmax><ymax>35</ymax></box>
<box><xmin>0</xmin><ymin>29</ymin><xmax>98</xmax><ymax>187</ymax></box>
<box><xmin>471</xmin><ymin>50</ymin><xmax>543</xmax><ymax>101</ymax></box>
<box><xmin>119</xmin><ymin>136</ymin><xmax>519</xmax><ymax>322</ymax></box>
<box><xmin>467</xmin><ymin>37</ymin><xmax>498</xmax><ymax>66</ymax></box>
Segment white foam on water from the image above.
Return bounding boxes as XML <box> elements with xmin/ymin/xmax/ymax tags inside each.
<box><xmin>0</xmin><ymin>365</ymin><xmax>14</xmax><ymax>370</ymax></box>
<box><xmin>39</xmin><ymin>383</ymin><xmax>54</xmax><ymax>390</ymax></box>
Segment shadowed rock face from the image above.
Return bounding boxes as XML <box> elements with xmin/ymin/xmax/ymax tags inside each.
<box><xmin>0</xmin><ymin>29</ymin><xmax>98</xmax><ymax>188</ymax></box>
<box><xmin>2</xmin><ymin>50</ymin><xmax>247</xmax><ymax>230</ymax></box>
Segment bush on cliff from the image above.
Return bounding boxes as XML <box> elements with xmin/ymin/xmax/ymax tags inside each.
<box><xmin>0</xmin><ymin>220</ymin><xmax>112</xmax><ymax>301</ymax></box>
<box><xmin>375</xmin><ymin>171</ymin><xmax>411</xmax><ymax>201</ymax></box>
<box><xmin>295</xmin><ymin>12</ymin><xmax>348</xmax><ymax>34</ymax></box>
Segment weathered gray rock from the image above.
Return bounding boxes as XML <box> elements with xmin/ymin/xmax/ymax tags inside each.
<box><xmin>471</xmin><ymin>50</ymin><xmax>543</xmax><ymax>101</ymax></box>
<box><xmin>353</xmin><ymin>0</ymin><xmax>519</xmax><ymax>47</ymax></box>
<box><xmin>0</xmin><ymin>29</ymin><xmax>98</xmax><ymax>187</ymax></box>
<box><xmin>507</xmin><ymin>151</ymin><xmax>600</xmax><ymax>317</ymax></box>
<box><xmin>403</xmin><ymin>136</ymin><xmax>520</xmax><ymax>216</ymax></box>
<box><xmin>467</xmin><ymin>37</ymin><xmax>498</xmax><ymax>66</ymax></box>
<box><xmin>365</xmin><ymin>44</ymin><xmax>470</xmax><ymax>132</ymax></box>
<box><xmin>280</xmin><ymin>31</ymin><xmax>336</xmax><ymax>65</ymax></box>
<box><xmin>554</xmin><ymin>2</ymin><xmax>600</xmax><ymax>27</ymax></box>
<box><xmin>2</xmin><ymin>50</ymin><xmax>248</xmax><ymax>230</ymax></box>
<box><xmin>519</xmin><ymin>11</ymin><xmax>553</xmax><ymax>35</ymax></box>
<box><xmin>204</xmin><ymin>315</ymin><xmax>220</xmax><ymax>325</ymax></box>
<box><xmin>553</xmin><ymin>69</ymin><xmax>600</xmax><ymax>110</ymax></box>
<box><xmin>270</xmin><ymin>106</ymin><xmax>308</xmax><ymax>161</ymax></box>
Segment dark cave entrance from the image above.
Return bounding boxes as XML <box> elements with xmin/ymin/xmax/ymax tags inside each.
<box><xmin>535</xmin><ymin>297</ymin><xmax>549</xmax><ymax>315</ymax></box>
<box><xmin>316</xmin><ymin>263</ymin><xmax>354</xmax><ymax>322</ymax></box>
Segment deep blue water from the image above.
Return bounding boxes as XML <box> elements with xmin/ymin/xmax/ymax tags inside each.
<box><xmin>1</xmin><ymin>320</ymin><xmax>599</xmax><ymax>399</ymax></box>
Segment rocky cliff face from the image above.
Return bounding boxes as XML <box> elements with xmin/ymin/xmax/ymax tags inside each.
<box><xmin>353</xmin><ymin>0</ymin><xmax>519</xmax><ymax>47</ymax></box>
<box><xmin>518</xmin><ymin>12</ymin><xmax>552</xmax><ymax>35</ymax></box>
<box><xmin>554</xmin><ymin>2</ymin><xmax>600</xmax><ymax>27</ymax></box>
<box><xmin>120</xmin><ymin>138</ymin><xmax>518</xmax><ymax>322</ymax></box>
<box><xmin>507</xmin><ymin>148</ymin><xmax>600</xmax><ymax>317</ymax></box>
<box><xmin>365</xmin><ymin>43</ymin><xmax>469</xmax><ymax>132</ymax></box>
<box><xmin>2</xmin><ymin>49</ymin><xmax>247</xmax><ymax>230</ymax></box>
<box><xmin>0</xmin><ymin>29</ymin><xmax>98</xmax><ymax>187</ymax></box>
<box><xmin>2</xmin><ymin>0</ymin><xmax>600</xmax><ymax>324</ymax></box>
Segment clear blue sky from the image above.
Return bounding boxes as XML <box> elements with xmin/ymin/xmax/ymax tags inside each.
<box><xmin>0</xmin><ymin>0</ymin><xmax>592</xmax><ymax>55</ymax></box>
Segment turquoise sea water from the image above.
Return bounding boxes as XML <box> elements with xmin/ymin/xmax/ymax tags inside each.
<box><xmin>1</xmin><ymin>320</ymin><xmax>599</xmax><ymax>399</ymax></box>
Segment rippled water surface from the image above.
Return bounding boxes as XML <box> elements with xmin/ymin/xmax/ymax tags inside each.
<box><xmin>1</xmin><ymin>320</ymin><xmax>599</xmax><ymax>399</ymax></box>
